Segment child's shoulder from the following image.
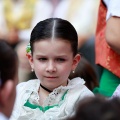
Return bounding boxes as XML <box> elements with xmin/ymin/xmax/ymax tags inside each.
<box><xmin>70</xmin><ymin>77</ymin><xmax>94</xmax><ymax>97</ymax></box>
<box><xmin>17</xmin><ymin>79</ymin><xmax>40</xmax><ymax>91</ymax></box>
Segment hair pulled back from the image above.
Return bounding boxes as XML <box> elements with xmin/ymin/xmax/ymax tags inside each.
<box><xmin>30</xmin><ymin>18</ymin><xmax>78</xmax><ymax>56</ymax></box>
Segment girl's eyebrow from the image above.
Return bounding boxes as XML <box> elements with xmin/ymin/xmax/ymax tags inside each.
<box><xmin>36</xmin><ymin>54</ymin><xmax>45</xmax><ymax>56</ymax></box>
<box><xmin>35</xmin><ymin>54</ymin><xmax>68</xmax><ymax>58</ymax></box>
<box><xmin>35</xmin><ymin>55</ymin><xmax>46</xmax><ymax>57</ymax></box>
<box><xmin>55</xmin><ymin>55</ymin><xmax>68</xmax><ymax>58</ymax></box>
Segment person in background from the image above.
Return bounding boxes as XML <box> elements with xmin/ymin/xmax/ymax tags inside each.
<box><xmin>67</xmin><ymin>96</ymin><xmax>120</xmax><ymax>120</ymax></box>
<box><xmin>10</xmin><ymin>18</ymin><xmax>94</xmax><ymax>120</ymax></box>
<box><xmin>0</xmin><ymin>0</ymin><xmax>37</xmax><ymax>48</ymax></box>
<box><xmin>93</xmin><ymin>0</ymin><xmax>120</xmax><ymax>97</ymax></box>
<box><xmin>0</xmin><ymin>40</ymin><xmax>18</xmax><ymax>120</ymax></box>
<box><xmin>69</xmin><ymin>57</ymin><xmax>99</xmax><ymax>91</ymax></box>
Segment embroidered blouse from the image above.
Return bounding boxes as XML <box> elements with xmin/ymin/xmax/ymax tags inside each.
<box><xmin>10</xmin><ymin>77</ymin><xmax>94</xmax><ymax>120</ymax></box>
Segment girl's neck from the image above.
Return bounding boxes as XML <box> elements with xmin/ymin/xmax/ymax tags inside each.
<box><xmin>38</xmin><ymin>81</ymin><xmax>68</xmax><ymax>105</ymax></box>
<box><xmin>40</xmin><ymin>84</ymin><xmax>52</xmax><ymax>93</ymax></box>
<box><xmin>38</xmin><ymin>85</ymin><xmax>51</xmax><ymax>106</ymax></box>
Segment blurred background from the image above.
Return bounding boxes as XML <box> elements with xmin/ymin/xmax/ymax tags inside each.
<box><xmin>0</xmin><ymin>0</ymin><xmax>100</xmax><ymax>83</ymax></box>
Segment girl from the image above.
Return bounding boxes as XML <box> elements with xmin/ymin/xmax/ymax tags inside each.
<box><xmin>10</xmin><ymin>18</ymin><xmax>94</xmax><ymax>120</ymax></box>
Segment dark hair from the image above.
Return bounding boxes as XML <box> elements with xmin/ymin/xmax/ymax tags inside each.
<box><xmin>0</xmin><ymin>40</ymin><xmax>18</xmax><ymax>88</ymax></box>
<box><xmin>68</xmin><ymin>96</ymin><xmax>120</xmax><ymax>120</ymax></box>
<box><xmin>30</xmin><ymin>18</ymin><xmax>78</xmax><ymax>56</ymax></box>
<box><xmin>69</xmin><ymin>57</ymin><xmax>99</xmax><ymax>91</ymax></box>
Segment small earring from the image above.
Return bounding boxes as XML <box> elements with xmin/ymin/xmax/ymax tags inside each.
<box><xmin>72</xmin><ymin>70</ymin><xmax>75</xmax><ymax>73</ymax></box>
<box><xmin>31</xmin><ymin>68</ymin><xmax>34</xmax><ymax>72</ymax></box>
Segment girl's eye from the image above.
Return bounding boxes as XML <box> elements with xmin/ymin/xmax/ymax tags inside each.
<box><xmin>56</xmin><ymin>58</ymin><xmax>65</xmax><ymax>62</ymax></box>
<box><xmin>38</xmin><ymin>58</ymin><xmax>47</xmax><ymax>61</ymax></box>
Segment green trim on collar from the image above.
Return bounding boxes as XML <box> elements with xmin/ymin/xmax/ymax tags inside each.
<box><xmin>24</xmin><ymin>90</ymin><xmax>68</xmax><ymax>112</ymax></box>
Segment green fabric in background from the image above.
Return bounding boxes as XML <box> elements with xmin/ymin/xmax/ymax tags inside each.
<box><xmin>93</xmin><ymin>68</ymin><xmax>120</xmax><ymax>97</ymax></box>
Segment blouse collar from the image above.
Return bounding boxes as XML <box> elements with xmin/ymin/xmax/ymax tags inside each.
<box><xmin>26</xmin><ymin>77</ymin><xmax>85</xmax><ymax>94</ymax></box>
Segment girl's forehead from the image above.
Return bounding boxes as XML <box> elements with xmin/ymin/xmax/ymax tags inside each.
<box><xmin>33</xmin><ymin>39</ymin><xmax>73</xmax><ymax>55</ymax></box>
<box><xmin>33</xmin><ymin>38</ymin><xmax>71</xmax><ymax>46</ymax></box>
<box><xmin>35</xmin><ymin>38</ymin><xmax>69</xmax><ymax>42</ymax></box>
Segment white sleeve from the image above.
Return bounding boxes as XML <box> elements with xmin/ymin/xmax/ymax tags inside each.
<box><xmin>111</xmin><ymin>84</ymin><xmax>120</xmax><ymax>99</ymax></box>
<box><xmin>103</xmin><ymin>0</ymin><xmax>120</xmax><ymax>20</ymax></box>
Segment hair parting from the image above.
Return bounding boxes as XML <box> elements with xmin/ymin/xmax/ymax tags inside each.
<box><xmin>51</xmin><ymin>20</ymin><xmax>56</xmax><ymax>41</ymax></box>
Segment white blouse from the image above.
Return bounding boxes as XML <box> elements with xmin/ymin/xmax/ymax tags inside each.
<box><xmin>10</xmin><ymin>77</ymin><xmax>94</xmax><ymax>120</ymax></box>
<box><xmin>0</xmin><ymin>113</ymin><xmax>9</xmax><ymax>120</ymax></box>
<box><xmin>103</xmin><ymin>0</ymin><xmax>120</xmax><ymax>20</ymax></box>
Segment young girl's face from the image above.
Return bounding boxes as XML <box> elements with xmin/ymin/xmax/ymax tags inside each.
<box><xmin>29</xmin><ymin>38</ymin><xmax>80</xmax><ymax>90</ymax></box>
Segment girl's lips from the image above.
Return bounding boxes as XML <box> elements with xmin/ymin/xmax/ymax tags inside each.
<box><xmin>46</xmin><ymin>77</ymin><xmax>57</xmax><ymax>78</ymax></box>
<box><xmin>45</xmin><ymin>76</ymin><xmax>58</xmax><ymax>79</ymax></box>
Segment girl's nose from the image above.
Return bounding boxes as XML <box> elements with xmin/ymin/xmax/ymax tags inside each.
<box><xmin>46</xmin><ymin>61</ymin><xmax>56</xmax><ymax>73</ymax></box>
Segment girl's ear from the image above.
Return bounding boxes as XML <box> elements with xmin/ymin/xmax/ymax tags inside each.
<box><xmin>72</xmin><ymin>54</ymin><xmax>81</xmax><ymax>70</ymax></box>
<box><xmin>0</xmin><ymin>80</ymin><xmax>14</xmax><ymax>107</ymax></box>
<box><xmin>26</xmin><ymin>53</ymin><xmax>34</xmax><ymax>69</ymax></box>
